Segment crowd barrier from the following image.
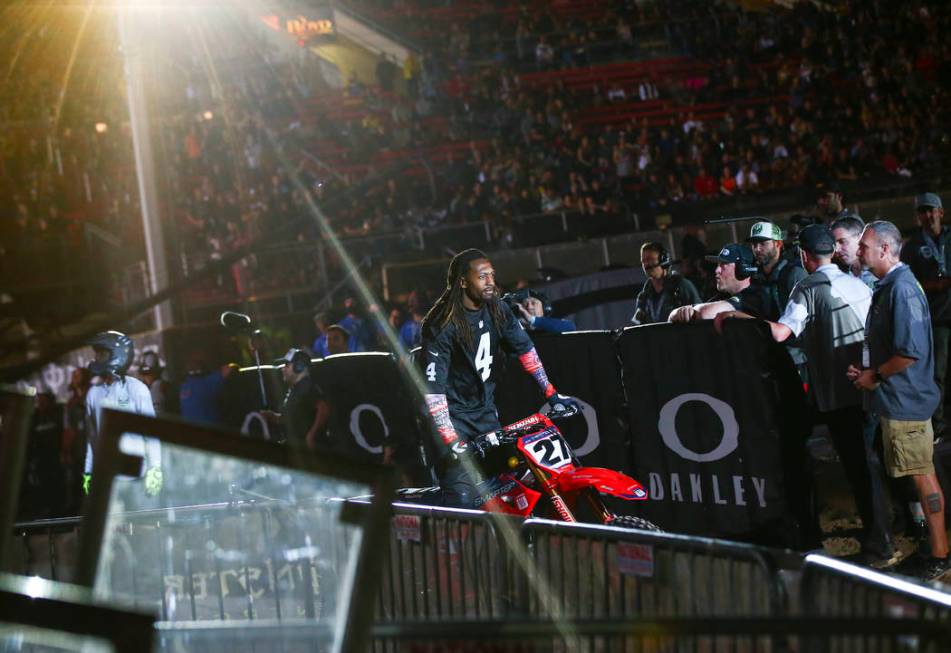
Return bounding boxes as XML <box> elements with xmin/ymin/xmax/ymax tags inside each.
<box><xmin>519</xmin><ymin>518</ymin><xmax>784</xmax><ymax>620</ymax></box>
<box><xmin>801</xmin><ymin>554</ymin><xmax>951</xmax><ymax>621</ymax></box>
<box><xmin>150</xmin><ymin>616</ymin><xmax>951</xmax><ymax>653</ymax></box>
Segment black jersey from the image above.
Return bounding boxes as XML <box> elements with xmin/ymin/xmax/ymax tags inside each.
<box><xmin>422</xmin><ymin>302</ymin><xmax>534</xmax><ymax>417</ymax></box>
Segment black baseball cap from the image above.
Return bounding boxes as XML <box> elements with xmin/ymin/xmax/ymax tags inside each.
<box><xmin>705</xmin><ymin>243</ymin><xmax>755</xmax><ymax>268</ymax></box>
<box><xmin>798</xmin><ymin>224</ymin><xmax>835</xmax><ymax>255</ymax></box>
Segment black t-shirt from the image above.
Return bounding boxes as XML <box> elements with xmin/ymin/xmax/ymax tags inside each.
<box><xmin>421</xmin><ymin>302</ymin><xmax>534</xmax><ymax>424</ymax></box>
<box><xmin>282</xmin><ymin>375</ymin><xmax>322</xmax><ymax>446</ymax></box>
<box><xmin>726</xmin><ymin>284</ymin><xmax>772</xmax><ymax>320</ymax></box>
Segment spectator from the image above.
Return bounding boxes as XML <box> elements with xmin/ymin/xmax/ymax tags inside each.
<box><xmin>311</xmin><ymin>312</ymin><xmax>331</xmax><ymax>358</ymax></box>
<box><xmin>326</xmin><ymin>324</ymin><xmax>353</xmax><ymax>355</ymax></box>
<box><xmin>400</xmin><ymin>305</ymin><xmax>425</xmax><ymax>350</ymax></box>
<box><xmin>178</xmin><ymin>351</ymin><xmax>233</xmax><ymax>426</ymax></box>
<box><xmin>137</xmin><ymin>350</ymin><xmax>176</xmax><ymax>415</ymax></box>
<box><xmin>716</xmin><ymin>224</ymin><xmax>894</xmax><ymax>566</ymax></box>
<box><xmin>850</xmin><ymin>220</ymin><xmax>948</xmax><ymax>579</ymax></box>
<box><xmin>669</xmin><ymin>243</ymin><xmax>768</xmax><ymax>322</ymax></box>
<box><xmin>632</xmin><ymin>242</ymin><xmax>701</xmax><ymax>325</ymax></box>
<box><xmin>900</xmin><ymin>193</ymin><xmax>950</xmax><ymax>439</ymax></box>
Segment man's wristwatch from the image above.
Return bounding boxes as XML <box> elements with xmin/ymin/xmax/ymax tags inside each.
<box><xmin>873</xmin><ymin>368</ymin><xmax>885</xmax><ymax>383</ymax></box>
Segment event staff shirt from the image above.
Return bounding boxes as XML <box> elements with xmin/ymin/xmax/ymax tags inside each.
<box><xmin>633</xmin><ymin>273</ymin><xmax>701</xmax><ymax>324</ymax></box>
<box><xmin>282</xmin><ymin>375</ymin><xmax>324</xmax><ymax>446</ymax></box>
<box><xmin>865</xmin><ymin>263</ymin><xmax>940</xmax><ymax>421</ymax></box>
<box><xmin>778</xmin><ymin>264</ymin><xmax>870</xmax><ymax>412</ymax></box>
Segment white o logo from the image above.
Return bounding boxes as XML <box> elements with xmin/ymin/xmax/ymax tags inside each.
<box><xmin>350</xmin><ymin>403</ymin><xmax>388</xmax><ymax>454</ymax></box>
<box><xmin>539</xmin><ymin>398</ymin><xmax>599</xmax><ymax>457</ymax></box>
<box><xmin>241</xmin><ymin>411</ymin><xmax>272</xmax><ymax>441</ymax></box>
<box><xmin>657</xmin><ymin>393</ymin><xmax>738</xmax><ymax>462</ymax></box>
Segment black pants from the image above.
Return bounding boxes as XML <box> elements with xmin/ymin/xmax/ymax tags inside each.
<box><xmin>821</xmin><ymin>405</ymin><xmax>892</xmax><ymax>557</ymax></box>
<box><xmin>430</xmin><ymin>408</ymin><xmax>500</xmax><ymax>509</ymax></box>
<box><xmin>934</xmin><ymin>324</ymin><xmax>950</xmax><ymax>434</ymax></box>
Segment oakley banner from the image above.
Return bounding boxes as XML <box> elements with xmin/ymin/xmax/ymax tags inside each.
<box><xmin>618</xmin><ymin>320</ymin><xmax>804</xmax><ymax>538</ymax></box>
<box><xmin>495</xmin><ymin>330</ymin><xmax>629</xmax><ymax>470</ymax></box>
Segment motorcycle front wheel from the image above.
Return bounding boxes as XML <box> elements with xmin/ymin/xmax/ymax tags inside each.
<box><xmin>607</xmin><ymin>514</ymin><xmax>663</xmax><ymax>532</ymax></box>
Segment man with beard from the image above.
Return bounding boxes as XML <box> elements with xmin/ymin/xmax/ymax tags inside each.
<box><xmin>748</xmin><ymin>221</ymin><xmax>807</xmax><ymax>321</ymax></box>
<box><xmin>421</xmin><ymin>249</ymin><xmax>578</xmax><ymax>507</ymax></box>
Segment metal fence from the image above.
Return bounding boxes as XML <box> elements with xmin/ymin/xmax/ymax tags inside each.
<box><xmin>801</xmin><ymin>554</ymin><xmax>951</xmax><ymax>622</ymax></box>
<box><xmin>149</xmin><ymin>616</ymin><xmax>951</xmax><ymax>653</ymax></box>
<box><xmin>376</xmin><ymin>503</ymin><xmax>518</xmax><ymax>622</ymax></box>
<box><xmin>520</xmin><ymin>519</ymin><xmax>785</xmax><ymax>620</ymax></box>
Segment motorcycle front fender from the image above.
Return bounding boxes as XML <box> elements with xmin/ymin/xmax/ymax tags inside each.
<box><xmin>553</xmin><ymin>466</ymin><xmax>648</xmax><ymax>501</ymax></box>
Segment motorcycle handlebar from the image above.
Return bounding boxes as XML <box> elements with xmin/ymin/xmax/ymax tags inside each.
<box><xmin>478</xmin><ymin>404</ymin><xmax>580</xmax><ymax>449</ymax></box>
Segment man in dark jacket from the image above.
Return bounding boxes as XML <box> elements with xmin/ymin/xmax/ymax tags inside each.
<box><xmin>632</xmin><ymin>242</ymin><xmax>701</xmax><ymax>324</ymax></box>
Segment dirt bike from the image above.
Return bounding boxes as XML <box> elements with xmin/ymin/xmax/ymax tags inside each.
<box><xmin>397</xmin><ymin>404</ymin><xmax>661</xmax><ymax>531</ymax></box>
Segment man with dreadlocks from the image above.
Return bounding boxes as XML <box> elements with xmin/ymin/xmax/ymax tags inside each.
<box><xmin>421</xmin><ymin>249</ymin><xmax>578</xmax><ymax>507</ymax></box>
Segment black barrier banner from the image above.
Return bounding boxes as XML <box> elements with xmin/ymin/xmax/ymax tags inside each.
<box><xmin>618</xmin><ymin>320</ymin><xmax>802</xmax><ymax>538</ymax></box>
<box><xmin>495</xmin><ymin>331</ymin><xmax>628</xmax><ymax>470</ymax></box>
<box><xmin>312</xmin><ymin>352</ymin><xmax>422</xmax><ymax>465</ymax></box>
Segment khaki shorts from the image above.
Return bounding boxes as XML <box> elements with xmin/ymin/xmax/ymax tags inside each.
<box><xmin>880</xmin><ymin>417</ymin><xmax>935</xmax><ymax>477</ymax></box>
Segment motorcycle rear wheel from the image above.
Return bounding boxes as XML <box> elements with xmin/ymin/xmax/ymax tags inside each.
<box><xmin>607</xmin><ymin>514</ymin><xmax>663</xmax><ymax>532</ymax></box>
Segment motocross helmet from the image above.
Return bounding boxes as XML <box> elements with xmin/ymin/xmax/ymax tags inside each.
<box><xmin>87</xmin><ymin>330</ymin><xmax>134</xmax><ymax>377</ymax></box>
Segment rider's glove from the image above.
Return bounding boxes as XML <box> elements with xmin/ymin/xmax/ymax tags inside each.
<box><xmin>144</xmin><ymin>467</ymin><xmax>164</xmax><ymax>497</ymax></box>
<box><xmin>547</xmin><ymin>392</ymin><xmax>580</xmax><ymax>412</ymax></box>
<box><xmin>83</xmin><ymin>474</ymin><xmax>92</xmax><ymax>495</ymax></box>
<box><xmin>450</xmin><ymin>438</ymin><xmax>486</xmax><ymax>460</ymax></box>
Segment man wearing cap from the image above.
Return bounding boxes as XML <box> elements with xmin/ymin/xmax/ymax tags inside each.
<box><xmin>668</xmin><ymin>243</ymin><xmax>769</xmax><ymax>322</ymax></box>
<box><xmin>850</xmin><ymin>220</ymin><xmax>948</xmax><ymax>579</ymax></box>
<box><xmin>326</xmin><ymin>324</ymin><xmax>354</xmax><ymax>356</ymax></box>
<box><xmin>716</xmin><ymin>225</ymin><xmax>893</xmax><ymax>565</ymax></box>
<box><xmin>748</xmin><ymin>221</ymin><xmax>808</xmax><ymax>321</ymax></box>
<box><xmin>901</xmin><ymin>193</ymin><xmax>950</xmax><ymax>438</ymax></box>
<box><xmin>264</xmin><ymin>348</ymin><xmax>329</xmax><ymax>450</ymax></box>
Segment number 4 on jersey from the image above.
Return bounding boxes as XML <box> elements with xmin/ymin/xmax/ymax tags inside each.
<box><xmin>474</xmin><ymin>332</ymin><xmax>493</xmax><ymax>381</ymax></box>
<box><xmin>426</xmin><ymin>362</ymin><xmax>436</xmax><ymax>382</ymax></box>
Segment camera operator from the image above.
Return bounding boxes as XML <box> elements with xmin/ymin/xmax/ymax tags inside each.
<box><xmin>505</xmin><ymin>289</ymin><xmax>576</xmax><ymax>334</ymax></box>
<box><xmin>632</xmin><ymin>242</ymin><xmax>701</xmax><ymax>325</ymax></box>
<box><xmin>262</xmin><ymin>348</ymin><xmax>329</xmax><ymax>450</ymax></box>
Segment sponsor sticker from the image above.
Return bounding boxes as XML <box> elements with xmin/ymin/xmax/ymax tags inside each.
<box><xmin>393</xmin><ymin>514</ymin><xmax>422</xmax><ymax>542</ymax></box>
<box><xmin>616</xmin><ymin>542</ymin><xmax>654</xmax><ymax>577</ymax></box>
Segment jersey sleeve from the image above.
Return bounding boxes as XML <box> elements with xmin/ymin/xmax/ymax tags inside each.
<box><xmin>498</xmin><ymin>302</ymin><xmax>534</xmax><ymax>355</ymax></box>
<box><xmin>421</xmin><ymin>324</ymin><xmax>454</xmax><ymax>394</ymax></box>
<box><xmin>777</xmin><ymin>283</ymin><xmax>811</xmax><ymax>338</ymax></box>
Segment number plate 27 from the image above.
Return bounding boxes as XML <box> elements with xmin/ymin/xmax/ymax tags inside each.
<box><xmin>520</xmin><ymin>428</ymin><xmax>573</xmax><ymax>470</ymax></box>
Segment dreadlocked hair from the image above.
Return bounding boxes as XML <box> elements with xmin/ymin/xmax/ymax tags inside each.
<box><xmin>422</xmin><ymin>248</ymin><xmax>509</xmax><ymax>351</ymax></box>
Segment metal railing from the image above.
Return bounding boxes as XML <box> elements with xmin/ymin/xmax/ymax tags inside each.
<box><xmin>520</xmin><ymin>518</ymin><xmax>785</xmax><ymax>619</ymax></box>
<box><xmin>801</xmin><ymin>553</ymin><xmax>951</xmax><ymax>621</ymax></box>
<box><xmin>376</xmin><ymin>503</ymin><xmax>518</xmax><ymax>622</ymax></box>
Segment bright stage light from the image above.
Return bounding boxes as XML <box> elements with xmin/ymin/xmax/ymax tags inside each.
<box><xmin>202</xmin><ymin>110</ymin><xmax>213</xmax><ymax>120</ymax></box>
<box><xmin>95</xmin><ymin>122</ymin><xmax>109</xmax><ymax>133</ymax></box>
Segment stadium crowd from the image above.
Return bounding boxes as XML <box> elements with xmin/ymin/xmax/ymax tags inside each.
<box><xmin>4</xmin><ymin>0</ymin><xmax>951</xmax><ymax>307</ymax></box>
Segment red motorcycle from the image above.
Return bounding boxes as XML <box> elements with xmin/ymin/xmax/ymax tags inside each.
<box><xmin>398</xmin><ymin>405</ymin><xmax>660</xmax><ymax>531</ymax></box>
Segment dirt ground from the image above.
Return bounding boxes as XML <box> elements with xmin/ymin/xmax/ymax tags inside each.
<box><xmin>812</xmin><ymin>435</ymin><xmax>951</xmax><ymax>581</ymax></box>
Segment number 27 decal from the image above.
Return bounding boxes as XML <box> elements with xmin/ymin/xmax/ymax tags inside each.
<box><xmin>527</xmin><ymin>434</ymin><xmax>572</xmax><ymax>469</ymax></box>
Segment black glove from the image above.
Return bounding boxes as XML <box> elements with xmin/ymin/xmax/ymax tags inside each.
<box><xmin>547</xmin><ymin>393</ymin><xmax>580</xmax><ymax>413</ymax></box>
<box><xmin>450</xmin><ymin>438</ymin><xmax>486</xmax><ymax>460</ymax></box>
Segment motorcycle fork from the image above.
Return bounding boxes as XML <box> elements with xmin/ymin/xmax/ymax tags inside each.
<box><xmin>528</xmin><ymin>461</ymin><xmax>577</xmax><ymax>522</ymax></box>
<box><xmin>582</xmin><ymin>487</ymin><xmax>615</xmax><ymax>524</ymax></box>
